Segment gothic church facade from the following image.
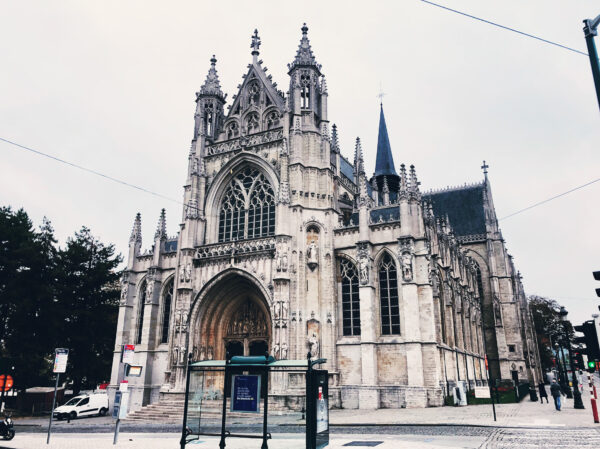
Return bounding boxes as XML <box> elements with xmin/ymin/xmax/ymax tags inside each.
<box><xmin>110</xmin><ymin>25</ymin><xmax>541</xmax><ymax>410</ymax></box>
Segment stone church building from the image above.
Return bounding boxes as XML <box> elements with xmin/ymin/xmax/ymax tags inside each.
<box><xmin>110</xmin><ymin>25</ymin><xmax>541</xmax><ymax>410</ymax></box>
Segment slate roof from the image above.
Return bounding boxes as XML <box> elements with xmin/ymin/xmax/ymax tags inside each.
<box><xmin>165</xmin><ymin>239</ymin><xmax>178</xmax><ymax>253</ymax></box>
<box><xmin>374</xmin><ymin>105</ymin><xmax>397</xmax><ymax>177</ymax></box>
<box><xmin>424</xmin><ymin>184</ymin><xmax>487</xmax><ymax>237</ymax></box>
<box><xmin>340</xmin><ymin>156</ymin><xmax>355</xmax><ymax>183</ymax></box>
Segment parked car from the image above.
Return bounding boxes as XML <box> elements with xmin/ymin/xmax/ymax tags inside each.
<box><xmin>53</xmin><ymin>393</ymin><xmax>109</xmax><ymax>420</ymax></box>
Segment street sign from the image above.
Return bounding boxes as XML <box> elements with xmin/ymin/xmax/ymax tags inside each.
<box><xmin>474</xmin><ymin>386</ymin><xmax>491</xmax><ymax>398</ymax></box>
<box><xmin>122</xmin><ymin>345</ymin><xmax>135</xmax><ymax>364</ymax></box>
<box><xmin>119</xmin><ymin>381</ymin><xmax>128</xmax><ymax>392</ymax></box>
<box><xmin>53</xmin><ymin>348</ymin><xmax>69</xmax><ymax>373</ymax></box>
<box><xmin>125</xmin><ymin>365</ymin><xmax>143</xmax><ymax>377</ymax></box>
<box><xmin>230</xmin><ymin>374</ymin><xmax>261</xmax><ymax>413</ymax></box>
<box><xmin>0</xmin><ymin>375</ymin><xmax>13</xmax><ymax>392</ymax></box>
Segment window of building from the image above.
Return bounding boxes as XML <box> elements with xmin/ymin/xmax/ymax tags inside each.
<box><xmin>265</xmin><ymin>111</ymin><xmax>280</xmax><ymax>129</ymax></box>
<box><xmin>508</xmin><ymin>344</ymin><xmax>516</xmax><ymax>353</ymax></box>
<box><xmin>226</xmin><ymin>121</ymin><xmax>239</xmax><ymax>139</ymax></box>
<box><xmin>379</xmin><ymin>253</ymin><xmax>400</xmax><ymax>335</ymax></box>
<box><xmin>204</xmin><ymin>102</ymin><xmax>214</xmax><ymax>136</ymax></box>
<box><xmin>475</xmin><ymin>266</ymin><xmax>485</xmax><ymax>301</ymax></box>
<box><xmin>300</xmin><ymin>74</ymin><xmax>311</xmax><ymax>108</ymax></box>
<box><xmin>340</xmin><ymin>258</ymin><xmax>360</xmax><ymax>336</ymax></box>
<box><xmin>161</xmin><ymin>279</ymin><xmax>173</xmax><ymax>344</ymax></box>
<box><xmin>218</xmin><ymin>167</ymin><xmax>276</xmax><ymax>242</ymax></box>
<box><xmin>246</xmin><ymin>112</ymin><xmax>259</xmax><ymax>134</ymax></box>
<box><xmin>136</xmin><ymin>282</ymin><xmax>147</xmax><ymax>345</ymax></box>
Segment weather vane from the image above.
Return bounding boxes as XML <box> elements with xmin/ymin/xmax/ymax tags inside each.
<box><xmin>377</xmin><ymin>82</ymin><xmax>385</xmax><ymax>105</ymax></box>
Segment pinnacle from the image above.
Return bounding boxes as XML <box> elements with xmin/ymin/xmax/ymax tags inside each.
<box><xmin>354</xmin><ymin>137</ymin><xmax>364</xmax><ymax>176</ymax></box>
<box><xmin>198</xmin><ymin>55</ymin><xmax>225</xmax><ymax>101</ymax></box>
<box><xmin>130</xmin><ymin>213</ymin><xmax>142</xmax><ymax>245</ymax></box>
<box><xmin>288</xmin><ymin>23</ymin><xmax>322</xmax><ymax>73</ymax></box>
<box><xmin>155</xmin><ymin>208</ymin><xmax>167</xmax><ymax>241</ymax></box>
<box><xmin>331</xmin><ymin>124</ymin><xmax>339</xmax><ymax>152</ymax></box>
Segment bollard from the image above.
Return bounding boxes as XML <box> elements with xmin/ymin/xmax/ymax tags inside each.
<box><xmin>588</xmin><ymin>373</ymin><xmax>599</xmax><ymax>424</ymax></box>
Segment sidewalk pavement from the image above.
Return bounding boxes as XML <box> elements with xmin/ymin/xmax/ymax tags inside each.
<box><xmin>330</xmin><ymin>386</ymin><xmax>599</xmax><ymax>428</ymax></box>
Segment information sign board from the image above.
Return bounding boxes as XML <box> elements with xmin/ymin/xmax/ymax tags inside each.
<box><xmin>316</xmin><ymin>386</ymin><xmax>329</xmax><ymax>433</ymax></box>
<box><xmin>230</xmin><ymin>374</ymin><xmax>261</xmax><ymax>413</ymax></box>
<box><xmin>53</xmin><ymin>348</ymin><xmax>69</xmax><ymax>373</ymax></box>
<box><xmin>122</xmin><ymin>345</ymin><xmax>135</xmax><ymax>364</ymax></box>
<box><xmin>474</xmin><ymin>386</ymin><xmax>491</xmax><ymax>398</ymax></box>
<box><xmin>126</xmin><ymin>365</ymin><xmax>143</xmax><ymax>377</ymax></box>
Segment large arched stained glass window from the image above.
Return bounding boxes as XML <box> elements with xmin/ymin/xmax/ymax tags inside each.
<box><xmin>379</xmin><ymin>253</ymin><xmax>400</xmax><ymax>335</ymax></box>
<box><xmin>160</xmin><ymin>279</ymin><xmax>174</xmax><ymax>344</ymax></box>
<box><xmin>218</xmin><ymin>167</ymin><xmax>276</xmax><ymax>242</ymax></box>
<box><xmin>340</xmin><ymin>259</ymin><xmax>361</xmax><ymax>336</ymax></box>
<box><xmin>136</xmin><ymin>281</ymin><xmax>146</xmax><ymax>345</ymax></box>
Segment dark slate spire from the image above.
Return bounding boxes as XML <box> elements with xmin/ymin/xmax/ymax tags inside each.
<box><xmin>374</xmin><ymin>104</ymin><xmax>397</xmax><ymax>177</ymax></box>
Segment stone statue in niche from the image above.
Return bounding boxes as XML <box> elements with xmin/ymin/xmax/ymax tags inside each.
<box><xmin>308</xmin><ymin>333</ymin><xmax>319</xmax><ymax>358</ymax></box>
<box><xmin>179</xmin><ymin>264</ymin><xmax>186</xmax><ymax>282</ymax></box>
<box><xmin>172</xmin><ymin>348</ymin><xmax>179</xmax><ymax>366</ymax></box>
<box><xmin>120</xmin><ymin>278</ymin><xmax>128</xmax><ymax>305</ymax></box>
<box><xmin>185</xmin><ymin>263</ymin><xmax>192</xmax><ymax>282</ymax></box>
<box><xmin>181</xmin><ymin>311</ymin><xmax>188</xmax><ymax>331</ymax></box>
<box><xmin>359</xmin><ymin>256</ymin><xmax>369</xmax><ymax>285</ymax></box>
<box><xmin>281</xmin><ymin>342</ymin><xmax>288</xmax><ymax>359</ymax></box>
<box><xmin>207</xmin><ymin>346</ymin><xmax>214</xmax><ymax>360</ymax></box>
<box><xmin>199</xmin><ymin>346</ymin><xmax>206</xmax><ymax>361</ymax></box>
<box><xmin>274</xmin><ymin>301</ymin><xmax>281</xmax><ymax>319</ymax></box>
<box><xmin>401</xmin><ymin>252</ymin><xmax>413</xmax><ymax>282</ymax></box>
<box><xmin>179</xmin><ymin>347</ymin><xmax>187</xmax><ymax>364</ymax></box>
<box><xmin>273</xmin><ymin>343</ymin><xmax>280</xmax><ymax>359</ymax></box>
<box><xmin>307</xmin><ymin>241</ymin><xmax>318</xmax><ymax>269</ymax></box>
<box><xmin>275</xmin><ymin>246</ymin><xmax>282</xmax><ymax>272</ymax></box>
<box><xmin>282</xmin><ymin>250</ymin><xmax>288</xmax><ymax>272</ymax></box>
<box><xmin>145</xmin><ymin>281</ymin><xmax>154</xmax><ymax>302</ymax></box>
<box><xmin>282</xmin><ymin>302</ymin><xmax>288</xmax><ymax>320</ymax></box>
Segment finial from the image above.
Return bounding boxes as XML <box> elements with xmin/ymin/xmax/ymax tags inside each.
<box><xmin>399</xmin><ymin>164</ymin><xmax>407</xmax><ymax>191</ymax></box>
<box><xmin>251</xmin><ymin>29</ymin><xmax>261</xmax><ymax>62</ymax></box>
<box><xmin>198</xmin><ymin>55</ymin><xmax>224</xmax><ymax>101</ymax></box>
<box><xmin>331</xmin><ymin>124</ymin><xmax>339</xmax><ymax>152</ymax></box>
<box><xmin>377</xmin><ymin>83</ymin><xmax>385</xmax><ymax>106</ymax></box>
<box><xmin>288</xmin><ymin>22</ymin><xmax>321</xmax><ymax>73</ymax></box>
<box><xmin>354</xmin><ymin>137</ymin><xmax>364</xmax><ymax>175</ymax></box>
<box><xmin>210</xmin><ymin>54</ymin><xmax>217</xmax><ymax>66</ymax></box>
<box><xmin>382</xmin><ymin>176</ymin><xmax>390</xmax><ymax>193</ymax></box>
<box><xmin>302</xmin><ymin>23</ymin><xmax>308</xmax><ymax>35</ymax></box>
<box><xmin>321</xmin><ymin>76</ymin><xmax>328</xmax><ymax>94</ymax></box>
<box><xmin>481</xmin><ymin>160</ymin><xmax>489</xmax><ymax>177</ymax></box>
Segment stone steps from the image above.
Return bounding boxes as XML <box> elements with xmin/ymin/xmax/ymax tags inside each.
<box><xmin>125</xmin><ymin>397</ymin><xmax>299</xmax><ymax>422</ymax></box>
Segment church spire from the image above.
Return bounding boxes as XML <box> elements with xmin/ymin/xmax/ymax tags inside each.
<box><xmin>288</xmin><ymin>23</ymin><xmax>322</xmax><ymax>74</ymax></box>
<box><xmin>374</xmin><ymin>104</ymin><xmax>397</xmax><ymax>177</ymax></box>
<box><xmin>198</xmin><ymin>55</ymin><xmax>225</xmax><ymax>102</ymax></box>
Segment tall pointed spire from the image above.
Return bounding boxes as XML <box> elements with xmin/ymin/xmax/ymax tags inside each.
<box><xmin>198</xmin><ymin>55</ymin><xmax>225</xmax><ymax>101</ymax></box>
<box><xmin>288</xmin><ymin>23</ymin><xmax>321</xmax><ymax>73</ymax></box>
<box><xmin>374</xmin><ymin>104</ymin><xmax>397</xmax><ymax>177</ymax></box>
<box><xmin>129</xmin><ymin>213</ymin><xmax>142</xmax><ymax>245</ymax></box>
<box><xmin>154</xmin><ymin>209</ymin><xmax>167</xmax><ymax>241</ymax></box>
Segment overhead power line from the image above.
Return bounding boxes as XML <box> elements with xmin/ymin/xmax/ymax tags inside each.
<box><xmin>420</xmin><ymin>0</ymin><xmax>590</xmax><ymax>57</ymax></box>
<box><xmin>2</xmin><ymin>137</ymin><xmax>599</xmax><ymax>222</ymax></box>
<box><xmin>499</xmin><ymin>177</ymin><xmax>600</xmax><ymax>220</ymax></box>
<box><xmin>0</xmin><ymin>137</ymin><xmax>182</xmax><ymax>207</ymax></box>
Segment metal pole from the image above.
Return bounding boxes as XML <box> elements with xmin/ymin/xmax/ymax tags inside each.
<box><xmin>261</xmin><ymin>354</ymin><xmax>269</xmax><ymax>449</ymax></box>
<box><xmin>564</xmin><ymin>326</ymin><xmax>584</xmax><ymax>409</ymax></box>
<box><xmin>180</xmin><ymin>353</ymin><xmax>193</xmax><ymax>449</ymax></box>
<box><xmin>583</xmin><ymin>15</ymin><xmax>600</xmax><ymax>113</ymax></box>
<box><xmin>46</xmin><ymin>373</ymin><xmax>59</xmax><ymax>445</ymax></box>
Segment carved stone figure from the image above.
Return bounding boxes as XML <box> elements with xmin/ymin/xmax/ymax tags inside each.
<box><xmin>274</xmin><ymin>301</ymin><xmax>281</xmax><ymax>319</ymax></box>
<box><xmin>146</xmin><ymin>281</ymin><xmax>154</xmax><ymax>301</ymax></box>
<box><xmin>207</xmin><ymin>346</ymin><xmax>214</xmax><ymax>360</ymax></box>
<box><xmin>308</xmin><ymin>333</ymin><xmax>319</xmax><ymax>357</ymax></box>
<box><xmin>282</xmin><ymin>302</ymin><xmax>288</xmax><ymax>319</ymax></box>
<box><xmin>179</xmin><ymin>264</ymin><xmax>186</xmax><ymax>282</ymax></box>
<box><xmin>401</xmin><ymin>252</ymin><xmax>413</xmax><ymax>282</ymax></box>
<box><xmin>120</xmin><ymin>280</ymin><xmax>128</xmax><ymax>305</ymax></box>
<box><xmin>273</xmin><ymin>343</ymin><xmax>280</xmax><ymax>359</ymax></box>
<box><xmin>282</xmin><ymin>251</ymin><xmax>288</xmax><ymax>272</ymax></box>
<box><xmin>185</xmin><ymin>263</ymin><xmax>192</xmax><ymax>282</ymax></box>
<box><xmin>199</xmin><ymin>346</ymin><xmax>206</xmax><ymax>360</ymax></box>
<box><xmin>359</xmin><ymin>257</ymin><xmax>369</xmax><ymax>285</ymax></box>
<box><xmin>281</xmin><ymin>342</ymin><xmax>288</xmax><ymax>359</ymax></box>
<box><xmin>307</xmin><ymin>241</ymin><xmax>318</xmax><ymax>266</ymax></box>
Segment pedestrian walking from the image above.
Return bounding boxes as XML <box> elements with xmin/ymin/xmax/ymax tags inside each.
<box><xmin>550</xmin><ymin>379</ymin><xmax>563</xmax><ymax>411</ymax></box>
<box><xmin>538</xmin><ymin>382</ymin><xmax>549</xmax><ymax>404</ymax></box>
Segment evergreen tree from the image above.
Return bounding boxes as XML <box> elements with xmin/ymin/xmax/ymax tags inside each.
<box><xmin>0</xmin><ymin>207</ymin><xmax>56</xmax><ymax>389</ymax></box>
<box><xmin>55</xmin><ymin>227</ymin><xmax>121</xmax><ymax>394</ymax></box>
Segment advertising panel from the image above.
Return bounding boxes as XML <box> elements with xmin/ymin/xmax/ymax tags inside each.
<box><xmin>230</xmin><ymin>374</ymin><xmax>261</xmax><ymax>413</ymax></box>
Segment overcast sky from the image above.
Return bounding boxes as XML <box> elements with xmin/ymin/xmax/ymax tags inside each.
<box><xmin>2</xmin><ymin>0</ymin><xmax>599</xmax><ymax>325</ymax></box>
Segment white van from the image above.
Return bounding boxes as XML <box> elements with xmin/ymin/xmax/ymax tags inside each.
<box><xmin>53</xmin><ymin>393</ymin><xmax>109</xmax><ymax>420</ymax></box>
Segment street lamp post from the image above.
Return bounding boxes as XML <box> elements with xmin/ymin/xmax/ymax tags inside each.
<box><xmin>559</xmin><ymin>307</ymin><xmax>585</xmax><ymax>409</ymax></box>
<box><xmin>554</xmin><ymin>342</ymin><xmax>571</xmax><ymax>398</ymax></box>
<box><xmin>583</xmin><ymin>14</ymin><xmax>600</xmax><ymax>113</ymax></box>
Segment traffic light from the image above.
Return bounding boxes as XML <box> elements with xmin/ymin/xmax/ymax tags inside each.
<box><xmin>574</xmin><ymin>321</ymin><xmax>600</xmax><ymax>368</ymax></box>
<box><xmin>589</xmin><ymin>361</ymin><xmax>597</xmax><ymax>372</ymax></box>
<box><xmin>573</xmin><ymin>351</ymin><xmax>584</xmax><ymax>369</ymax></box>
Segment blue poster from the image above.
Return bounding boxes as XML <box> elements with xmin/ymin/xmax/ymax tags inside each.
<box><xmin>231</xmin><ymin>374</ymin><xmax>261</xmax><ymax>413</ymax></box>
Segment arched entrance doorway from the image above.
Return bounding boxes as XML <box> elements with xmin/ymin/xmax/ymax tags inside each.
<box><xmin>224</xmin><ymin>299</ymin><xmax>269</xmax><ymax>357</ymax></box>
<box><xmin>191</xmin><ymin>272</ymin><xmax>271</xmax><ymax>362</ymax></box>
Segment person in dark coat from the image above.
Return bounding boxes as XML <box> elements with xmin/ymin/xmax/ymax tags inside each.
<box><xmin>538</xmin><ymin>382</ymin><xmax>549</xmax><ymax>403</ymax></box>
<box><xmin>550</xmin><ymin>379</ymin><xmax>563</xmax><ymax>411</ymax></box>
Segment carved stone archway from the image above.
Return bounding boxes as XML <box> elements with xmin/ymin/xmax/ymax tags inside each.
<box><xmin>190</xmin><ymin>272</ymin><xmax>272</xmax><ymax>363</ymax></box>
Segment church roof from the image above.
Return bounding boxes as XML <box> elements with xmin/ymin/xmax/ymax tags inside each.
<box><xmin>424</xmin><ymin>184</ymin><xmax>486</xmax><ymax>237</ymax></box>
<box><xmin>374</xmin><ymin>105</ymin><xmax>397</xmax><ymax>177</ymax></box>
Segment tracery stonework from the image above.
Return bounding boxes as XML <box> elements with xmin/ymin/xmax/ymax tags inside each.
<box><xmin>110</xmin><ymin>24</ymin><xmax>541</xmax><ymax>413</ymax></box>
